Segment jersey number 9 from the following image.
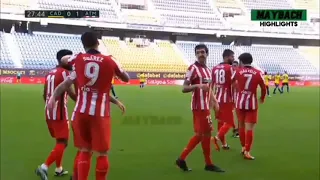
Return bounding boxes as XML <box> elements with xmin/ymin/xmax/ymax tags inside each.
<box><xmin>85</xmin><ymin>62</ymin><xmax>100</xmax><ymax>86</ymax></box>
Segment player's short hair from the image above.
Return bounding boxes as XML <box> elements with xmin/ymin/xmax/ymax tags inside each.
<box><xmin>222</xmin><ymin>49</ymin><xmax>234</xmax><ymax>58</ymax></box>
<box><xmin>81</xmin><ymin>32</ymin><xmax>98</xmax><ymax>48</ymax></box>
<box><xmin>56</xmin><ymin>49</ymin><xmax>73</xmax><ymax>62</ymax></box>
<box><xmin>232</xmin><ymin>61</ymin><xmax>239</xmax><ymax>65</ymax></box>
<box><xmin>238</xmin><ymin>53</ymin><xmax>253</xmax><ymax>65</ymax></box>
<box><xmin>194</xmin><ymin>44</ymin><xmax>208</xmax><ymax>54</ymax></box>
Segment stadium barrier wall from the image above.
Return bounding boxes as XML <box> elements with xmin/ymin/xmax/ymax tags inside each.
<box><xmin>0</xmin><ymin>77</ymin><xmax>319</xmax><ymax>86</ymax></box>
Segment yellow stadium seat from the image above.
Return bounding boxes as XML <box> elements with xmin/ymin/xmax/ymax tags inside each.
<box><xmin>299</xmin><ymin>46</ymin><xmax>320</xmax><ymax>70</ymax></box>
<box><xmin>103</xmin><ymin>38</ymin><xmax>188</xmax><ymax>73</ymax></box>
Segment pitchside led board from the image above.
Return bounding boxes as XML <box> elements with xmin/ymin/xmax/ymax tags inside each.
<box><xmin>251</xmin><ymin>9</ymin><xmax>307</xmax><ymax>27</ymax></box>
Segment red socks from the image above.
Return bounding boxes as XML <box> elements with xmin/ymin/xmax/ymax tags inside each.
<box><xmin>72</xmin><ymin>151</ymin><xmax>80</xmax><ymax>179</ymax></box>
<box><xmin>45</xmin><ymin>143</ymin><xmax>66</xmax><ymax>167</ymax></box>
<box><xmin>78</xmin><ymin>152</ymin><xmax>92</xmax><ymax>180</ymax></box>
<box><xmin>180</xmin><ymin>135</ymin><xmax>201</xmax><ymax>160</ymax></box>
<box><xmin>76</xmin><ymin>152</ymin><xmax>109</xmax><ymax>180</ymax></box>
<box><xmin>96</xmin><ymin>156</ymin><xmax>109</xmax><ymax>180</ymax></box>
<box><xmin>201</xmin><ymin>136</ymin><xmax>212</xmax><ymax>165</ymax></box>
<box><xmin>55</xmin><ymin>143</ymin><xmax>66</xmax><ymax>168</ymax></box>
<box><xmin>239</xmin><ymin>127</ymin><xmax>245</xmax><ymax>147</ymax></box>
<box><xmin>245</xmin><ymin>130</ymin><xmax>253</xmax><ymax>152</ymax></box>
<box><xmin>217</xmin><ymin>121</ymin><xmax>223</xmax><ymax>131</ymax></box>
<box><xmin>217</xmin><ymin>123</ymin><xmax>232</xmax><ymax>144</ymax></box>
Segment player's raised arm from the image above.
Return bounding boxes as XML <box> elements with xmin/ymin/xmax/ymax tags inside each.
<box><xmin>47</xmin><ymin>72</ymin><xmax>76</xmax><ymax>109</ymax></box>
<box><xmin>258</xmin><ymin>72</ymin><xmax>267</xmax><ymax>103</ymax></box>
<box><xmin>110</xmin><ymin>56</ymin><xmax>130</xmax><ymax>82</ymax></box>
<box><xmin>67</xmin><ymin>87</ymin><xmax>77</xmax><ymax>102</ymax></box>
<box><xmin>62</xmin><ymin>70</ymin><xmax>77</xmax><ymax>102</ymax></box>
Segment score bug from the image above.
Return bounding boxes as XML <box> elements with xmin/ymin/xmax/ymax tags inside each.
<box><xmin>24</xmin><ymin>10</ymin><xmax>99</xmax><ymax>18</ymax></box>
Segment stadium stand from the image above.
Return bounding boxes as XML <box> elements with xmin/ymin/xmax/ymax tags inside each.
<box><xmin>151</xmin><ymin>0</ymin><xmax>225</xmax><ymax>28</ymax></box>
<box><xmin>103</xmin><ymin>37</ymin><xmax>187</xmax><ymax>73</ymax></box>
<box><xmin>215</xmin><ymin>0</ymin><xmax>242</xmax><ymax>9</ymax></box>
<box><xmin>294</xmin><ymin>0</ymin><xmax>319</xmax><ymax>15</ymax></box>
<box><xmin>0</xmin><ymin>0</ymin><xmax>31</xmax><ymax>11</ymax></box>
<box><xmin>13</xmin><ymin>32</ymin><xmax>84</xmax><ymax>69</ymax></box>
<box><xmin>177</xmin><ymin>41</ymin><xmax>239</xmax><ymax>68</ymax></box>
<box><xmin>240</xmin><ymin>0</ymin><xmax>291</xmax><ymax>10</ymax></box>
<box><xmin>239</xmin><ymin>45</ymin><xmax>318</xmax><ymax>75</ymax></box>
<box><xmin>0</xmin><ymin>33</ymin><xmax>15</xmax><ymax>68</ymax></box>
<box><xmin>121</xmin><ymin>9</ymin><xmax>160</xmax><ymax>25</ymax></box>
<box><xmin>298</xmin><ymin>46</ymin><xmax>320</xmax><ymax>71</ymax></box>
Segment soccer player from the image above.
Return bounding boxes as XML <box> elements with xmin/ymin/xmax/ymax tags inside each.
<box><xmin>211</xmin><ymin>49</ymin><xmax>235</xmax><ymax>150</ymax></box>
<box><xmin>35</xmin><ymin>49</ymin><xmax>77</xmax><ymax>180</ymax></box>
<box><xmin>47</xmin><ymin>32</ymin><xmax>130</xmax><ymax>180</ymax></box>
<box><xmin>111</xmin><ymin>77</ymin><xmax>118</xmax><ymax>99</ymax></box>
<box><xmin>139</xmin><ymin>72</ymin><xmax>146</xmax><ymax>88</ymax></box>
<box><xmin>232</xmin><ymin>60</ymin><xmax>239</xmax><ymax>138</ymax></box>
<box><xmin>281</xmin><ymin>71</ymin><xmax>289</xmax><ymax>93</ymax></box>
<box><xmin>233</xmin><ymin>53</ymin><xmax>266</xmax><ymax>160</ymax></box>
<box><xmin>264</xmin><ymin>71</ymin><xmax>271</xmax><ymax>97</ymax></box>
<box><xmin>176</xmin><ymin>44</ymin><xmax>224</xmax><ymax>172</ymax></box>
<box><xmin>273</xmin><ymin>72</ymin><xmax>283</xmax><ymax>94</ymax></box>
<box><xmin>16</xmin><ymin>72</ymin><xmax>21</xmax><ymax>83</ymax></box>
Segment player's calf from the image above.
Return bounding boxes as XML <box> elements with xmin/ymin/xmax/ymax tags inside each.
<box><xmin>54</xmin><ymin>139</ymin><xmax>69</xmax><ymax>176</ymax></box>
<box><xmin>244</xmin><ymin>123</ymin><xmax>255</xmax><ymax>160</ymax></box>
<box><xmin>77</xmin><ymin>149</ymin><xmax>92</xmax><ymax>180</ymax></box>
<box><xmin>96</xmin><ymin>152</ymin><xmax>110</xmax><ymax>180</ymax></box>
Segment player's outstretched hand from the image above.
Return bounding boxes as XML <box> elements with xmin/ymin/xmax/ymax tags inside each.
<box><xmin>197</xmin><ymin>84</ymin><xmax>209</xmax><ymax>91</ymax></box>
<box><xmin>116</xmin><ymin>100</ymin><xmax>126</xmax><ymax>115</ymax></box>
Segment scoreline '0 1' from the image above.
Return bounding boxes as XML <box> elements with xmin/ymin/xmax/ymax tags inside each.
<box><xmin>25</xmin><ymin>10</ymin><xmax>99</xmax><ymax>18</ymax></box>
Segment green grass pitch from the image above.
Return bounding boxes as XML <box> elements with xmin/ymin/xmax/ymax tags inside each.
<box><xmin>1</xmin><ymin>85</ymin><xmax>319</xmax><ymax>180</ymax></box>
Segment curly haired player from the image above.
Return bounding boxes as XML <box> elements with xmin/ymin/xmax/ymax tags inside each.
<box><xmin>233</xmin><ymin>53</ymin><xmax>266</xmax><ymax>160</ymax></box>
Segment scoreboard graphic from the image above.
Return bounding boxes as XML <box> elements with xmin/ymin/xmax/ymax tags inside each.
<box><xmin>25</xmin><ymin>10</ymin><xmax>99</xmax><ymax>18</ymax></box>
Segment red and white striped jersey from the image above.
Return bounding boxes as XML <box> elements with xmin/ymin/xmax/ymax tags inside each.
<box><xmin>212</xmin><ymin>63</ymin><xmax>234</xmax><ymax>104</ymax></box>
<box><xmin>66</xmin><ymin>55</ymin><xmax>79</xmax><ymax>95</ymax></box>
<box><xmin>185</xmin><ymin>61</ymin><xmax>212</xmax><ymax>110</ymax></box>
<box><xmin>68</xmin><ymin>49</ymin><xmax>124</xmax><ymax>118</ymax></box>
<box><xmin>233</xmin><ymin>66</ymin><xmax>266</xmax><ymax>110</ymax></box>
<box><xmin>44</xmin><ymin>67</ymin><xmax>69</xmax><ymax>120</ymax></box>
<box><xmin>232</xmin><ymin>66</ymin><xmax>239</xmax><ymax>103</ymax></box>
